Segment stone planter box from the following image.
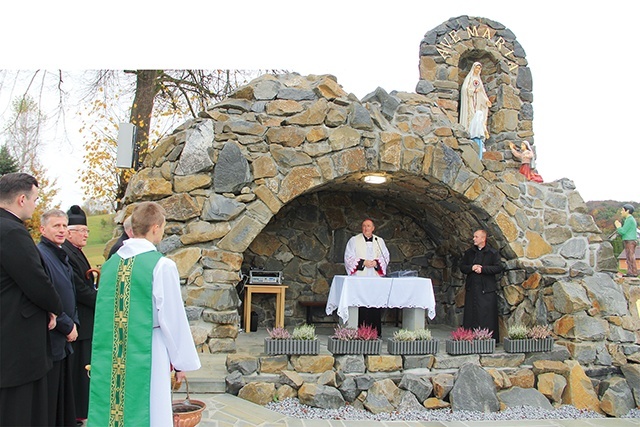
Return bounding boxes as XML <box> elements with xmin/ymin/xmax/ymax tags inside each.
<box><xmin>445</xmin><ymin>339</ymin><xmax>495</xmax><ymax>355</ymax></box>
<box><xmin>503</xmin><ymin>337</ymin><xmax>554</xmax><ymax>353</ymax></box>
<box><xmin>264</xmin><ymin>338</ymin><xmax>319</xmax><ymax>355</ymax></box>
<box><xmin>327</xmin><ymin>338</ymin><xmax>382</xmax><ymax>355</ymax></box>
<box><xmin>386</xmin><ymin>338</ymin><xmax>439</xmax><ymax>355</ymax></box>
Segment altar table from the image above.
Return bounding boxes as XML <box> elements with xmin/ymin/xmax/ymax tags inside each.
<box><xmin>325</xmin><ymin>275</ymin><xmax>436</xmax><ymax>330</ymax></box>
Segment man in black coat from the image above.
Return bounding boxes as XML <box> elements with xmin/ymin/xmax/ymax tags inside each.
<box><xmin>62</xmin><ymin>204</ymin><xmax>97</xmax><ymax>423</ymax></box>
<box><xmin>460</xmin><ymin>229</ymin><xmax>503</xmax><ymax>340</ymax></box>
<box><xmin>106</xmin><ymin>215</ymin><xmax>133</xmax><ymax>259</ymax></box>
<box><xmin>0</xmin><ymin>172</ymin><xmax>64</xmax><ymax>426</ymax></box>
<box><xmin>38</xmin><ymin>209</ymin><xmax>79</xmax><ymax>426</ymax></box>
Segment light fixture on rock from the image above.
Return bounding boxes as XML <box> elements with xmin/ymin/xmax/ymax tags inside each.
<box><xmin>363</xmin><ymin>175</ymin><xmax>387</xmax><ymax>184</ymax></box>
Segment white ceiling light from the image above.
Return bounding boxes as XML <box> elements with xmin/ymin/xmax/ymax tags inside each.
<box><xmin>363</xmin><ymin>175</ymin><xmax>387</xmax><ymax>184</ymax></box>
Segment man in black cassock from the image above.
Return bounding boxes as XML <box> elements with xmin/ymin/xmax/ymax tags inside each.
<box><xmin>460</xmin><ymin>229</ymin><xmax>503</xmax><ymax>340</ymax></box>
<box><xmin>62</xmin><ymin>205</ymin><xmax>97</xmax><ymax>424</ymax></box>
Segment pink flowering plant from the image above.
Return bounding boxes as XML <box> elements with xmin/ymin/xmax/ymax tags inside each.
<box><xmin>266</xmin><ymin>327</ymin><xmax>291</xmax><ymax>339</ymax></box>
<box><xmin>356</xmin><ymin>324</ymin><xmax>379</xmax><ymax>341</ymax></box>
<box><xmin>332</xmin><ymin>324</ymin><xmax>379</xmax><ymax>341</ymax></box>
<box><xmin>450</xmin><ymin>326</ymin><xmax>474</xmax><ymax>341</ymax></box>
<box><xmin>472</xmin><ymin>327</ymin><xmax>493</xmax><ymax>340</ymax></box>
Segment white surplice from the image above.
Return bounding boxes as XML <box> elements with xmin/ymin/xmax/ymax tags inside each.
<box><xmin>117</xmin><ymin>238</ymin><xmax>201</xmax><ymax>427</ymax></box>
<box><xmin>344</xmin><ymin>233</ymin><xmax>390</xmax><ymax>276</ymax></box>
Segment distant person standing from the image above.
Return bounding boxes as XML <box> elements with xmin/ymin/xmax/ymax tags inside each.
<box><xmin>0</xmin><ymin>172</ymin><xmax>63</xmax><ymax>426</ymax></box>
<box><xmin>615</xmin><ymin>204</ymin><xmax>638</xmax><ymax>277</ymax></box>
<box><xmin>460</xmin><ymin>229</ymin><xmax>503</xmax><ymax>340</ymax></box>
<box><xmin>62</xmin><ymin>205</ymin><xmax>97</xmax><ymax>424</ymax></box>
<box><xmin>107</xmin><ymin>215</ymin><xmax>133</xmax><ymax>259</ymax></box>
<box><xmin>38</xmin><ymin>209</ymin><xmax>79</xmax><ymax>426</ymax></box>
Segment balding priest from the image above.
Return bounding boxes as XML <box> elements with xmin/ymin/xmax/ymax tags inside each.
<box><xmin>344</xmin><ymin>218</ymin><xmax>390</xmax><ymax>336</ymax></box>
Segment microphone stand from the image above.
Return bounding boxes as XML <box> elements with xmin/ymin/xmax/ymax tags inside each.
<box><xmin>374</xmin><ymin>237</ymin><xmax>389</xmax><ymax>276</ymax></box>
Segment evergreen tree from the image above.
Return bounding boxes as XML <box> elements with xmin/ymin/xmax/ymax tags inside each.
<box><xmin>0</xmin><ymin>145</ymin><xmax>18</xmax><ymax>175</ymax></box>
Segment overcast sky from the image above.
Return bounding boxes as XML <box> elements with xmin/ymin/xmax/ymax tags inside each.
<box><xmin>2</xmin><ymin>0</ymin><xmax>638</xmax><ymax>207</ymax></box>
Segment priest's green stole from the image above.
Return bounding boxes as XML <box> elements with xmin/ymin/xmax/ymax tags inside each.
<box><xmin>88</xmin><ymin>250</ymin><xmax>163</xmax><ymax>427</ymax></box>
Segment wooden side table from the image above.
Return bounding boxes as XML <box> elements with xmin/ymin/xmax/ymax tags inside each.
<box><xmin>243</xmin><ymin>285</ymin><xmax>288</xmax><ymax>333</ymax></box>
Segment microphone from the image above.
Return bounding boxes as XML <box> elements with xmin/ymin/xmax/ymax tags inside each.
<box><xmin>375</xmin><ymin>237</ymin><xmax>389</xmax><ymax>274</ymax></box>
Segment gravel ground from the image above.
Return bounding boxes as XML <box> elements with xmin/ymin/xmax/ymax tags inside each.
<box><xmin>267</xmin><ymin>398</ymin><xmax>640</xmax><ymax>422</ymax></box>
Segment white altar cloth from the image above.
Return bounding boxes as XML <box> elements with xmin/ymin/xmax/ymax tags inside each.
<box><xmin>325</xmin><ymin>275</ymin><xmax>436</xmax><ymax>324</ymax></box>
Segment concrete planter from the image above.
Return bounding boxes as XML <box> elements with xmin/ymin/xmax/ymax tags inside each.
<box><xmin>503</xmin><ymin>337</ymin><xmax>554</xmax><ymax>353</ymax></box>
<box><xmin>264</xmin><ymin>338</ymin><xmax>319</xmax><ymax>355</ymax></box>
<box><xmin>327</xmin><ymin>338</ymin><xmax>382</xmax><ymax>355</ymax></box>
<box><xmin>387</xmin><ymin>338</ymin><xmax>439</xmax><ymax>355</ymax></box>
<box><xmin>445</xmin><ymin>339</ymin><xmax>495</xmax><ymax>355</ymax></box>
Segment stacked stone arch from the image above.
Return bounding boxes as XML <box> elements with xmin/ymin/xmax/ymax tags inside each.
<box><xmin>115</xmin><ymin>16</ymin><xmax>638</xmax><ymax>372</ymax></box>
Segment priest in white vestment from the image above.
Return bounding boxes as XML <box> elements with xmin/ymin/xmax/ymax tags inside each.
<box><xmin>343</xmin><ymin>219</ymin><xmax>390</xmax><ymax>335</ymax></box>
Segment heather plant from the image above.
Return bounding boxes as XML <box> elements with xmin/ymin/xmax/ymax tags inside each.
<box><xmin>357</xmin><ymin>324</ymin><xmax>379</xmax><ymax>341</ymax></box>
<box><xmin>450</xmin><ymin>326</ymin><xmax>474</xmax><ymax>341</ymax></box>
<box><xmin>266</xmin><ymin>327</ymin><xmax>291</xmax><ymax>339</ymax></box>
<box><xmin>332</xmin><ymin>325</ymin><xmax>359</xmax><ymax>341</ymax></box>
<box><xmin>528</xmin><ymin>324</ymin><xmax>552</xmax><ymax>340</ymax></box>
<box><xmin>414</xmin><ymin>328</ymin><xmax>433</xmax><ymax>340</ymax></box>
<box><xmin>507</xmin><ymin>324</ymin><xmax>529</xmax><ymax>340</ymax></box>
<box><xmin>472</xmin><ymin>327</ymin><xmax>493</xmax><ymax>340</ymax></box>
<box><xmin>392</xmin><ymin>329</ymin><xmax>417</xmax><ymax>341</ymax></box>
<box><xmin>292</xmin><ymin>324</ymin><xmax>316</xmax><ymax>340</ymax></box>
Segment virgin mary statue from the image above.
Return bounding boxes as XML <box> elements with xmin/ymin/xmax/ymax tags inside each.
<box><xmin>459</xmin><ymin>62</ymin><xmax>491</xmax><ymax>139</ymax></box>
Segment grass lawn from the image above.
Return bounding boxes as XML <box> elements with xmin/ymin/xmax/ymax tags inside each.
<box><xmin>85</xmin><ymin>213</ymin><xmax>117</xmax><ymax>267</ymax></box>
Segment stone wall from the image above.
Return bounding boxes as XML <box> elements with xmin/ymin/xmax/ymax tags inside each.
<box><xmin>225</xmin><ymin>348</ymin><xmax>640</xmax><ymax>417</ymax></box>
<box><xmin>113</xmin><ymin>15</ymin><xmax>639</xmax><ymax>376</ymax></box>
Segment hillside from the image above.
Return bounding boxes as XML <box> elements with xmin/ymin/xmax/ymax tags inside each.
<box><xmin>85</xmin><ymin>213</ymin><xmax>117</xmax><ymax>267</ymax></box>
<box><xmin>586</xmin><ymin>200</ymin><xmax>639</xmax><ymax>236</ymax></box>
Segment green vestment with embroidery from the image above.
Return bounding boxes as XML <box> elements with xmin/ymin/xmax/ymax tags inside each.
<box><xmin>88</xmin><ymin>250</ymin><xmax>163</xmax><ymax>427</ymax></box>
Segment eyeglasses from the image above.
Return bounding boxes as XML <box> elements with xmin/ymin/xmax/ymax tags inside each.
<box><xmin>68</xmin><ymin>228</ymin><xmax>90</xmax><ymax>235</ymax></box>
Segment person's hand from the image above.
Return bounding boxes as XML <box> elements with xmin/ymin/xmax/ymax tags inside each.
<box><xmin>614</xmin><ymin>220</ymin><xmax>621</xmax><ymax>228</ymax></box>
<box><xmin>364</xmin><ymin>260</ymin><xmax>376</xmax><ymax>268</ymax></box>
<box><xmin>175</xmin><ymin>370</ymin><xmax>187</xmax><ymax>383</ymax></box>
<box><xmin>48</xmin><ymin>313</ymin><xmax>57</xmax><ymax>330</ymax></box>
<box><xmin>67</xmin><ymin>324</ymin><xmax>78</xmax><ymax>342</ymax></box>
<box><xmin>472</xmin><ymin>264</ymin><xmax>483</xmax><ymax>274</ymax></box>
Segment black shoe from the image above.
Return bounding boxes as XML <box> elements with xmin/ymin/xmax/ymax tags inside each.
<box><xmin>623</xmin><ymin>274</ymin><xmax>638</xmax><ymax>277</ymax></box>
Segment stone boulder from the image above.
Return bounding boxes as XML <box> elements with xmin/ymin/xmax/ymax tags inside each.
<box><xmin>536</xmin><ymin>372</ymin><xmax>567</xmax><ymax>403</ymax></box>
<box><xmin>334</xmin><ymin>354</ymin><xmax>366</xmax><ymax>373</ymax></box>
<box><xmin>298</xmin><ymin>383</ymin><xmax>345</xmax><ymax>409</ymax></box>
<box><xmin>599</xmin><ymin>376</ymin><xmax>635</xmax><ymax>417</ymax></box>
<box><xmin>431</xmin><ymin>373</ymin><xmax>454</xmax><ymax>399</ymax></box>
<box><xmin>226</xmin><ymin>354</ymin><xmax>258</xmax><ymax>375</ymax></box>
<box><xmin>225</xmin><ymin>371</ymin><xmax>244</xmax><ymax>395</ymax></box>
<box><xmin>338</xmin><ymin>377</ymin><xmax>358</xmax><ymax>402</ymax></box>
<box><xmin>238</xmin><ymin>382</ymin><xmax>275</xmax><ymax>406</ymax></box>
<box><xmin>399</xmin><ymin>373</ymin><xmax>433</xmax><ymax>403</ymax></box>
<box><xmin>621</xmin><ymin>364</ymin><xmax>640</xmax><ymax>407</ymax></box>
<box><xmin>450</xmin><ymin>364</ymin><xmax>499</xmax><ymax>412</ymax></box>
<box><xmin>497</xmin><ymin>386</ymin><xmax>554</xmax><ymax>410</ymax></box>
<box><xmin>561</xmin><ymin>360</ymin><xmax>604</xmax><ymax>414</ymax></box>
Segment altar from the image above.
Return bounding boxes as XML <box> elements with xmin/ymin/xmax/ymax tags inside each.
<box><xmin>325</xmin><ymin>275</ymin><xmax>436</xmax><ymax>330</ymax></box>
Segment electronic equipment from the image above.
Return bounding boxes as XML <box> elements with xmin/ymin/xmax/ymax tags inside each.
<box><xmin>249</xmin><ymin>270</ymin><xmax>283</xmax><ymax>285</ymax></box>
